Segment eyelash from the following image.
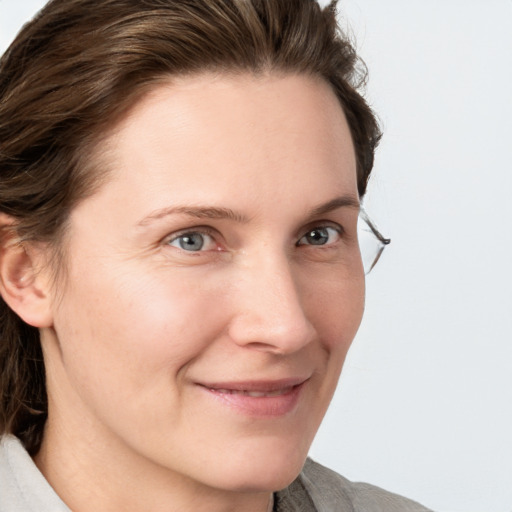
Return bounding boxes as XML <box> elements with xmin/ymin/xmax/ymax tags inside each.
<box><xmin>166</xmin><ymin>223</ymin><xmax>344</xmax><ymax>254</ymax></box>
<box><xmin>296</xmin><ymin>226</ymin><xmax>342</xmax><ymax>247</ymax></box>
<box><xmin>166</xmin><ymin>227</ymin><xmax>219</xmax><ymax>252</ymax></box>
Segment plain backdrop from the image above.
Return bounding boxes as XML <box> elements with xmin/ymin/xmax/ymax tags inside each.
<box><xmin>1</xmin><ymin>1</ymin><xmax>511</xmax><ymax>511</ymax></box>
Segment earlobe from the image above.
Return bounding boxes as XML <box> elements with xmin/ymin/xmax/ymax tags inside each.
<box><xmin>0</xmin><ymin>215</ymin><xmax>54</xmax><ymax>328</ymax></box>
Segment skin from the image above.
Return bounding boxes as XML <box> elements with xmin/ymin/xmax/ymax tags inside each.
<box><xmin>27</xmin><ymin>73</ymin><xmax>365</xmax><ymax>512</ymax></box>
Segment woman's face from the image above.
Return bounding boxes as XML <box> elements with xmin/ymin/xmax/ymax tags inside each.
<box><xmin>41</xmin><ymin>73</ymin><xmax>364</xmax><ymax>493</ymax></box>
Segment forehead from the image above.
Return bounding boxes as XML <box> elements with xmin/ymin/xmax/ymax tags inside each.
<box><xmin>82</xmin><ymin>72</ymin><xmax>357</xmax><ymax>223</ymax></box>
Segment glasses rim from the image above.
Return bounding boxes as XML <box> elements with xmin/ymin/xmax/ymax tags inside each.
<box><xmin>359</xmin><ymin>207</ymin><xmax>391</xmax><ymax>274</ymax></box>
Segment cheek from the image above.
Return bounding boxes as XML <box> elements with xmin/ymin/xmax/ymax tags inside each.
<box><xmin>52</xmin><ymin>264</ymin><xmax>226</xmax><ymax>400</ymax></box>
<box><xmin>296</xmin><ymin>270</ymin><xmax>365</xmax><ymax>411</ymax></box>
<box><xmin>303</xmin><ymin>270</ymin><xmax>365</xmax><ymax>352</ymax></box>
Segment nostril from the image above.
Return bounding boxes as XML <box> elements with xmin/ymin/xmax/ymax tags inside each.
<box><xmin>244</xmin><ymin>341</ymin><xmax>281</xmax><ymax>351</ymax></box>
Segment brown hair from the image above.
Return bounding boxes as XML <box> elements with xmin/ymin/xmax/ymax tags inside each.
<box><xmin>0</xmin><ymin>0</ymin><xmax>381</xmax><ymax>454</ymax></box>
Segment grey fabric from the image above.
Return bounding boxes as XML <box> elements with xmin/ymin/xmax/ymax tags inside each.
<box><xmin>287</xmin><ymin>458</ymin><xmax>433</xmax><ymax>511</ymax></box>
<box><xmin>274</xmin><ymin>475</ymin><xmax>318</xmax><ymax>512</ymax></box>
<box><xmin>0</xmin><ymin>435</ymin><xmax>69</xmax><ymax>512</ymax></box>
<box><xmin>0</xmin><ymin>435</ymin><xmax>432</xmax><ymax>511</ymax></box>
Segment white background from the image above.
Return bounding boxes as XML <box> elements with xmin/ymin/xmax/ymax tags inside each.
<box><xmin>1</xmin><ymin>1</ymin><xmax>511</xmax><ymax>511</ymax></box>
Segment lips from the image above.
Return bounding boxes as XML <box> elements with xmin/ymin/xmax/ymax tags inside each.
<box><xmin>197</xmin><ymin>378</ymin><xmax>308</xmax><ymax>417</ymax></box>
<box><xmin>209</xmin><ymin>387</ymin><xmax>295</xmax><ymax>398</ymax></box>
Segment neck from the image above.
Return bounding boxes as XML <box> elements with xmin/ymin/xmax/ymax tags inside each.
<box><xmin>35</xmin><ymin>421</ymin><xmax>273</xmax><ymax>512</ymax></box>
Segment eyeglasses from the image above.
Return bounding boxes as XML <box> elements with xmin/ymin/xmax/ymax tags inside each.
<box><xmin>358</xmin><ymin>208</ymin><xmax>391</xmax><ymax>275</ymax></box>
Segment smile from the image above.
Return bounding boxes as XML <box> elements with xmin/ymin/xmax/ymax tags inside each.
<box><xmin>197</xmin><ymin>379</ymin><xmax>308</xmax><ymax>417</ymax></box>
<box><xmin>206</xmin><ymin>386</ymin><xmax>295</xmax><ymax>398</ymax></box>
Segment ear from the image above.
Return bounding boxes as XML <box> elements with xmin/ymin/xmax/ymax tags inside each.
<box><xmin>0</xmin><ymin>214</ymin><xmax>54</xmax><ymax>328</ymax></box>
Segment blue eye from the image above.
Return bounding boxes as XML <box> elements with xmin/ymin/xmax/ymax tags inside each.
<box><xmin>168</xmin><ymin>232</ymin><xmax>214</xmax><ymax>252</ymax></box>
<box><xmin>297</xmin><ymin>226</ymin><xmax>340</xmax><ymax>246</ymax></box>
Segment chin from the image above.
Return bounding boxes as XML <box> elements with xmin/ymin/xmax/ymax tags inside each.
<box><xmin>217</xmin><ymin>463</ymin><xmax>305</xmax><ymax>493</ymax></box>
<box><xmin>204</xmin><ymin>441</ymin><xmax>309</xmax><ymax>493</ymax></box>
<box><xmin>248</xmin><ymin>460</ymin><xmax>305</xmax><ymax>492</ymax></box>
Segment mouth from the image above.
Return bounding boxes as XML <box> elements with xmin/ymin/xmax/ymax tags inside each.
<box><xmin>207</xmin><ymin>386</ymin><xmax>296</xmax><ymax>398</ymax></box>
<box><xmin>196</xmin><ymin>378</ymin><xmax>308</xmax><ymax>417</ymax></box>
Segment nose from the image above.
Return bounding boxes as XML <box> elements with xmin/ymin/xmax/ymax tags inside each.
<box><xmin>227</xmin><ymin>252</ymin><xmax>316</xmax><ymax>354</ymax></box>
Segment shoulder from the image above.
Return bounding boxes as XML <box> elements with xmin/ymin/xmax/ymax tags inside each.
<box><xmin>0</xmin><ymin>435</ymin><xmax>69</xmax><ymax>512</ymax></box>
<box><xmin>294</xmin><ymin>458</ymin><xmax>433</xmax><ymax>512</ymax></box>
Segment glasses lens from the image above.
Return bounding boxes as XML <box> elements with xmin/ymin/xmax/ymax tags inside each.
<box><xmin>358</xmin><ymin>211</ymin><xmax>390</xmax><ymax>275</ymax></box>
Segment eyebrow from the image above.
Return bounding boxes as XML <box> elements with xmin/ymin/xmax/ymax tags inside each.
<box><xmin>138</xmin><ymin>205</ymin><xmax>249</xmax><ymax>226</ymax></box>
<box><xmin>137</xmin><ymin>195</ymin><xmax>360</xmax><ymax>227</ymax></box>
<box><xmin>308</xmin><ymin>195</ymin><xmax>360</xmax><ymax>217</ymax></box>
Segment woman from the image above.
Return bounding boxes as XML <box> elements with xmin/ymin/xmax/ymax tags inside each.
<box><xmin>0</xmin><ymin>0</ymin><xmax>429</xmax><ymax>510</ymax></box>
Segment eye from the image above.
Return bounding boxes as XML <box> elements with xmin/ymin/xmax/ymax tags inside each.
<box><xmin>167</xmin><ymin>231</ymin><xmax>217</xmax><ymax>252</ymax></box>
<box><xmin>297</xmin><ymin>226</ymin><xmax>341</xmax><ymax>246</ymax></box>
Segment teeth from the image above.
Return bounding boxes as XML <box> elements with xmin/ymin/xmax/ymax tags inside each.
<box><xmin>246</xmin><ymin>391</ymin><xmax>270</xmax><ymax>397</ymax></box>
<box><xmin>210</xmin><ymin>386</ymin><xmax>293</xmax><ymax>397</ymax></box>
